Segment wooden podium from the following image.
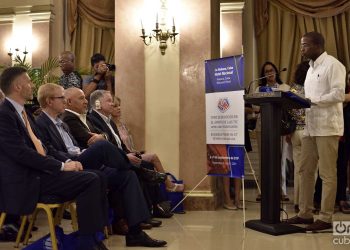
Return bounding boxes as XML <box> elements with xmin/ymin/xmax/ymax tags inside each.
<box><xmin>244</xmin><ymin>91</ymin><xmax>311</xmax><ymax>235</ymax></box>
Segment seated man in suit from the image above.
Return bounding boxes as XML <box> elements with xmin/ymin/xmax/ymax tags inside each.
<box><xmin>0</xmin><ymin>67</ymin><xmax>108</xmax><ymax>250</ymax></box>
<box><xmin>60</xmin><ymin>87</ymin><xmax>166</xmax><ymax>184</ymax></box>
<box><xmin>62</xmin><ymin>88</ymin><xmax>172</xmax><ymax>218</ymax></box>
<box><xmin>35</xmin><ymin>83</ymin><xmax>166</xmax><ymax>247</ymax></box>
<box><xmin>88</xmin><ymin>90</ymin><xmax>174</xmax><ymax>219</ymax></box>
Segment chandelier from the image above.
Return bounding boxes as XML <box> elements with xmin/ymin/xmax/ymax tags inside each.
<box><xmin>140</xmin><ymin>15</ymin><xmax>179</xmax><ymax>55</ymax></box>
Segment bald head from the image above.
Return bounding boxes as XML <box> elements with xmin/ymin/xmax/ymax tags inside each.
<box><xmin>64</xmin><ymin>87</ymin><xmax>88</xmax><ymax>114</ymax></box>
<box><xmin>60</xmin><ymin>51</ymin><xmax>75</xmax><ymax>60</ymax></box>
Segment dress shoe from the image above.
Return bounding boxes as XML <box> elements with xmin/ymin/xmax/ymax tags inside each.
<box><xmin>339</xmin><ymin>201</ymin><xmax>350</xmax><ymax>214</ymax></box>
<box><xmin>126</xmin><ymin>231</ymin><xmax>167</xmax><ymax>247</ymax></box>
<box><xmin>112</xmin><ymin>219</ymin><xmax>129</xmax><ymax>235</ymax></box>
<box><xmin>140</xmin><ymin>222</ymin><xmax>153</xmax><ymax>230</ymax></box>
<box><xmin>305</xmin><ymin>220</ymin><xmax>331</xmax><ymax>232</ymax></box>
<box><xmin>0</xmin><ymin>223</ymin><xmax>32</xmax><ymax>242</ymax></box>
<box><xmin>153</xmin><ymin>203</ymin><xmax>173</xmax><ymax>218</ymax></box>
<box><xmin>146</xmin><ymin>219</ymin><xmax>162</xmax><ymax>227</ymax></box>
<box><xmin>285</xmin><ymin>215</ymin><xmax>313</xmax><ymax>224</ymax></box>
<box><xmin>138</xmin><ymin>167</ymin><xmax>167</xmax><ymax>184</ymax></box>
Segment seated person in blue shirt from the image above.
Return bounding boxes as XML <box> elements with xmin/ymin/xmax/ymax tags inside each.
<box><xmin>58</xmin><ymin>51</ymin><xmax>83</xmax><ymax>89</ymax></box>
<box><xmin>82</xmin><ymin>53</ymin><xmax>114</xmax><ymax>99</ymax></box>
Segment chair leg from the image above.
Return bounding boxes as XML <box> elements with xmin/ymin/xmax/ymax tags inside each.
<box><xmin>54</xmin><ymin>204</ymin><xmax>65</xmax><ymax>225</ymax></box>
<box><xmin>14</xmin><ymin>215</ymin><xmax>28</xmax><ymax>248</ymax></box>
<box><xmin>0</xmin><ymin>212</ymin><xmax>6</xmax><ymax>232</ymax></box>
<box><xmin>23</xmin><ymin>209</ymin><xmax>39</xmax><ymax>245</ymax></box>
<box><xmin>69</xmin><ymin>203</ymin><xmax>78</xmax><ymax>232</ymax></box>
<box><xmin>42</xmin><ymin>206</ymin><xmax>59</xmax><ymax>250</ymax></box>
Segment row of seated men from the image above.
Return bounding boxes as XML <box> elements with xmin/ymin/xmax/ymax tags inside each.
<box><xmin>59</xmin><ymin>51</ymin><xmax>183</xmax><ymax>193</ymax></box>
<box><xmin>0</xmin><ymin>67</ymin><xmax>170</xmax><ymax>250</ymax></box>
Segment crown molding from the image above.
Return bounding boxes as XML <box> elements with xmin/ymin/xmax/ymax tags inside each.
<box><xmin>0</xmin><ymin>14</ymin><xmax>15</xmax><ymax>24</ymax></box>
<box><xmin>220</xmin><ymin>2</ymin><xmax>245</xmax><ymax>14</ymax></box>
<box><xmin>0</xmin><ymin>4</ymin><xmax>54</xmax><ymax>24</ymax></box>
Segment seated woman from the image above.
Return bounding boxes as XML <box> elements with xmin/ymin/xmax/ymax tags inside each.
<box><xmin>254</xmin><ymin>61</ymin><xmax>291</xmax><ymax>202</ymax></box>
<box><xmin>111</xmin><ymin>97</ymin><xmax>184</xmax><ymax>192</ymax></box>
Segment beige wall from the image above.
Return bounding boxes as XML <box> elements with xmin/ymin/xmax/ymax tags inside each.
<box><xmin>0</xmin><ymin>0</ymin><xmax>58</xmax><ymax>67</ymax></box>
<box><xmin>145</xmin><ymin>41</ymin><xmax>180</xmax><ymax>176</ymax></box>
<box><xmin>115</xmin><ymin>0</ymin><xmax>213</xmax><ymax>202</ymax></box>
<box><xmin>221</xmin><ymin>12</ymin><xmax>242</xmax><ymax>57</ymax></box>
<box><xmin>115</xmin><ymin>0</ymin><xmax>257</xmax><ymax>210</ymax></box>
<box><xmin>0</xmin><ymin>24</ymin><xmax>13</xmax><ymax>67</ymax></box>
<box><xmin>50</xmin><ymin>0</ymin><xmax>68</xmax><ymax>58</ymax></box>
<box><xmin>115</xmin><ymin>0</ymin><xmax>146</xmax><ymax>151</ymax></box>
<box><xmin>32</xmin><ymin>22</ymin><xmax>50</xmax><ymax>67</ymax></box>
<box><xmin>242</xmin><ymin>0</ymin><xmax>258</xmax><ymax>90</ymax></box>
<box><xmin>115</xmin><ymin>0</ymin><xmax>181</xmax><ymax>176</ymax></box>
<box><xmin>179</xmin><ymin>0</ymin><xmax>212</xmax><ymax>195</ymax></box>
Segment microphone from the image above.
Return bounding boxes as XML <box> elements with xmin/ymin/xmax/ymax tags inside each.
<box><xmin>246</xmin><ymin>67</ymin><xmax>287</xmax><ymax>94</ymax></box>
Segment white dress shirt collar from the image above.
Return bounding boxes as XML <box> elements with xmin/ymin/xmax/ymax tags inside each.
<box><xmin>65</xmin><ymin>109</ymin><xmax>89</xmax><ymax>128</ymax></box>
<box><xmin>309</xmin><ymin>51</ymin><xmax>327</xmax><ymax>68</ymax></box>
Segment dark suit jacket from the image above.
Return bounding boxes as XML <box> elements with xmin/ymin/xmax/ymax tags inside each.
<box><xmin>36</xmin><ymin>112</ymin><xmax>80</xmax><ymax>162</ymax></box>
<box><xmin>61</xmin><ymin>110</ymin><xmax>101</xmax><ymax>149</ymax></box>
<box><xmin>62</xmin><ymin>110</ymin><xmax>130</xmax><ymax>163</ymax></box>
<box><xmin>88</xmin><ymin>110</ymin><xmax>131</xmax><ymax>153</ymax></box>
<box><xmin>0</xmin><ymin>100</ymin><xmax>62</xmax><ymax>215</ymax></box>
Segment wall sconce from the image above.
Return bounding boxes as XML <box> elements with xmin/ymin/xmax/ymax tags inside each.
<box><xmin>7</xmin><ymin>47</ymin><xmax>29</xmax><ymax>63</ymax></box>
<box><xmin>140</xmin><ymin>16</ymin><xmax>179</xmax><ymax>55</ymax></box>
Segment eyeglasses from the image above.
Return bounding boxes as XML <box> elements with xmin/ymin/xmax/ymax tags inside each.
<box><xmin>58</xmin><ymin>60</ymin><xmax>72</xmax><ymax>64</ymax></box>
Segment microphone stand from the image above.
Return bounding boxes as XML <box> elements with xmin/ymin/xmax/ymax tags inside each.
<box><xmin>246</xmin><ymin>68</ymin><xmax>287</xmax><ymax>94</ymax></box>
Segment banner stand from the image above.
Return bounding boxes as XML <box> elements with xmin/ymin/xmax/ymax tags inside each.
<box><xmin>242</xmin><ymin>175</ymin><xmax>245</xmax><ymax>227</ymax></box>
<box><xmin>171</xmin><ymin>147</ymin><xmax>260</xmax><ymax>222</ymax></box>
<box><xmin>244</xmin><ymin>147</ymin><xmax>261</xmax><ymax>195</ymax></box>
<box><xmin>170</xmin><ymin>175</ymin><xmax>209</xmax><ymax>213</ymax></box>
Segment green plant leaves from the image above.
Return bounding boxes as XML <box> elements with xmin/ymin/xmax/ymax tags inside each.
<box><xmin>13</xmin><ymin>56</ymin><xmax>60</xmax><ymax>96</ymax></box>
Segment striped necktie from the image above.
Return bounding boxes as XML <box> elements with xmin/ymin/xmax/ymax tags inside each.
<box><xmin>22</xmin><ymin>110</ymin><xmax>46</xmax><ymax>156</ymax></box>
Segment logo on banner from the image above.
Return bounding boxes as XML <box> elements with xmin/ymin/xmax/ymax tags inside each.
<box><xmin>217</xmin><ymin>98</ymin><xmax>230</xmax><ymax>113</ymax></box>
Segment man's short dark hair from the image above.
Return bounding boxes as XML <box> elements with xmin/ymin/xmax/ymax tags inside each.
<box><xmin>0</xmin><ymin>67</ymin><xmax>27</xmax><ymax>95</ymax></box>
<box><xmin>303</xmin><ymin>31</ymin><xmax>325</xmax><ymax>49</ymax></box>
<box><xmin>91</xmin><ymin>53</ymin><xmax>106</xmax><ymax>66</ymax></box>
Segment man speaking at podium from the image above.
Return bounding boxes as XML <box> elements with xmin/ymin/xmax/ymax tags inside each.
<box><xmin>286</xmin><ymin>32</ymin><xmax>345</xmax><ymax>231</ymax></box>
